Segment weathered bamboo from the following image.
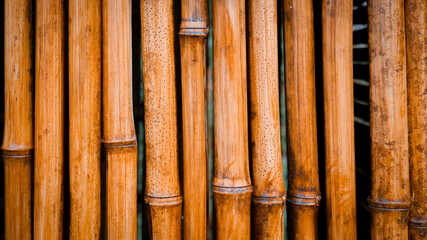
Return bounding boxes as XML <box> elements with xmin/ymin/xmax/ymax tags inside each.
<box><xmin>141</xmin><ymin>0</ymin><xmax>182</xmax><ymax>239</ymax></box>
<box><xmin>179</xmin><ymin>0</ymin><xmax>209</xmax><ymax>239</ymax></box>
<box><xmin>212</xmin><ymin>0</ymin><xmax>252</xmax><ymax>239</ymax></box>
<box><xmin>248</xmin><ymin>0</ymin><xmax>286</xmax><ymax>239</ymax></box>
<box><xmin>405</xmin><ymin>0</ymin><xmax>426</xmax><ymax>239</ymax></box>
<box><xmin>69</xmin><ymin>0</ymin><xmax>101</xmax><ymax>239</ymax></box>
<box><xmin>322</xmin><ymin>0</ymin><xmax>357</xmax><ymax>239</ymax></box>
<box><xmin>368</xmin><ymin>0</ymin><xmax>410</xmax><ymax>239</ymax></box>
<box><xmin>284</xmin><ymin>0</ymin><xmax>321</xmax><ymax>239</ymax></box>
<box><xmin>102</xmin><ymin>0</ymin><xmax>137</xmax><ymax>239</ymax></box>
<box><xmin>2</xmin><ymin>0</ymin><xmax>32</xmax><ymax>239</ymax></box>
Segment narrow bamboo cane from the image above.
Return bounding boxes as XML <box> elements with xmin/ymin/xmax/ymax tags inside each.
<box><xmin>212</xmin><ymin>0</ymin><xmax>252</xmax><ymax>239</ymax></box>
<box><xmin>179</xmin><ymin>0</ymin><xmax>209</xmax><ymax>239</ymax></box>
<box><xmin>368</xmin><ymin>0</ymin><xmax>410</xmax><ymax>239</ymax></box>
<box><xmin>141</xmin><ymin>0</ymin><xmax>182</xmax><ymax>239</ymax></box>
<box><xmin>2</xmin><ymin>0</ymin><xmax>32</xmax><ymax>239</ymax></box>
<box><xmin>321</xmin><ymin>0</ymin><xmax>357</xmax><ymax>239</ymax></box>
<box><xmin>102</xmin><ymin>0</ymin><xmax>138</xmax><ymax>239</ymax></box>
<box><xmin>247</xmin><ymin>0</ymin><xmax>286</xmax><ymax>239</ymax></box>
<box><xmin>283</xmin><ymin>0</ymin><xmax>321</xmax><ymax>239</ymax></box>
<box><xmin>69</xmin><ymin>0</ymin><xmax>101</xmax><ymax>239</ymax></box>
<box><xmin>405</xmin><ymin>0</ymin><xmax>426</xmax><ymax>238</ymax></box>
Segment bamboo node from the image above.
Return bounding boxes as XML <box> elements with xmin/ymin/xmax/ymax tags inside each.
<box><xmin>367</xmin><ymin>197</ymin><xmax>411</xmax><ymax>211</ymax></box>
<box><xmin>144</xmin><ymin>195</ymin><xmax>183</xmax><ymax>206</ymax></box>
<box><xmin>1</xmin><ymin>147</ymin><xmax>33</xmax><ymax>157</ymax></box>
<box><xmin>212</xmin><ymin>185</ymin><xmax>253</xmax><ymax>194</ymax></box>
<box><xmin>179</xmin><ymin>27</ymin><xmax>209</xmax><ymax>37</ymax></box>
<box><xmin>409</xmin><ymin>219</ymin><xmax>427</xmax><ymax>228</ymax></box>
<box><xmin>287</xmin><ymin>194</ymin><xmax>321</xmax><ymax>206</ymax></box>
<box><xmin>252</xmin><ymin>195</ymin><xmax>287</xmax><ymax>205</ymax></box>
<box><xmin>103</xmin><ymin>138</ymin><xmax>136</xmax><ymax>148</ymax></box>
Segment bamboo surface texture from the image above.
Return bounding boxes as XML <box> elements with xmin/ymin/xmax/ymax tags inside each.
<box><xmin>322</xmin><ymin>0</ymin><xmax>357</xmax><ymax>239</ymax></box>
<box><xmin>141</xmin><ymin>0</ymin><xmax>182</xmax><ymax>239</ymax></box>
<box><xmin>368</xmin><ymin>0</ymin><xmax>410</xmax><ymax>239</ymax></box>
<box><xmin>102</xmin><ymin>0</ymin><xmax>137</xmax><ymax>239</ymax></box>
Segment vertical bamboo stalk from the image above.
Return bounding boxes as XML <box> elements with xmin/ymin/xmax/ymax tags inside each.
<box><xmin>248</xmin><ymin>0</ymin><xmax>286</xmax><ymax>239</ymax></box>
<box><xmin>368</xmin><ymin>0</ymin><xmax>410</xmax><ymax>239</ymax></box>
<box><xmin>212</xmin><ymin>0</ymin><xmax>252</xmax><ymax>239</ymax></box>
<box><xmin>405</xmin><ymin>0</ymin><xmax>426</xmax><ymax>239</ymax></box>
<box><xmin>141</xmin><ymin>0</ymin><xmax>182</xmax><ymax>239</ymax></box>
<box><xmin>69</xmin><ymin>0</ymin><xmax>101</xmax><ymax>239</ymax></box>
<box><xmin>102</xmin><ymin>0</ymin><xmax>138</xmax><ymax>239</ymax></box>
<box><xmin>2</xmin><ymin>0</ymin><xmax>32</xmax><ymax>239</ymax></box>
<box><xmin>283</xmin><ymin>0</ymin><xmax>321</xmax><ymax>239</ymax></box>
<box><xmin>179</xmin><ymin>0</ymin><xmax>209</xmax><ymax>239</ymax></box>
<box><xmin>322</xmin><ymin>0</ymin><xmax>357</xmax><ymax>239</ymax></box>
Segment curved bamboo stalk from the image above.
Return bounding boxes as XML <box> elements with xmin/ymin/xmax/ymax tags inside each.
<box><xmin>321</xmin><ymin>0</ymin><xmax>357</xmax><ymax>239</ymax></box>
<box><xmin>179</xmin><ymin>0</ymin><xmax>209</xmax><ymax>239</ymax></box>
<box><xmin>69</xmin><ymin>0</ymin><xmax>101</xmax><ymax>239</ymax></box>
<box><xmin>248</xmin><ymin>0</ymin><xmax>286</xmax><ymax>239</ymax></box>
<box><xmin>212</xmin><ymin>0</ymin><xmax>252</xmax><ymax>239</ymax></box>
<box><xmin>283</xmin><ymin>0</ymin><xmax>321</xmax><ymax>239</ymax></box>
<box><xmin>102</xmin><ymin>0</ymin><xmax>137</xmax><ymax>239</ymax></box>
<box><xmin>141</xmin><ymin>0</ymin><xmax>182</xmax><ymax>239</ymax></box>
<box><xmin>2</xmin><ymin>0</ymin><xmax>32</xmax><ymax>239</ymax></box>
<box><xmin>368</xmin><ymin>0</ymin><xmax>410</xmax><ymax>239</ymax></box>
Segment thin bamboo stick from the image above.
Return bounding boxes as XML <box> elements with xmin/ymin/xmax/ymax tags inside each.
<box><xmin>2</xmin><ymin>0</ymin><xmax>32</xmax><ymax>239</ymax></box>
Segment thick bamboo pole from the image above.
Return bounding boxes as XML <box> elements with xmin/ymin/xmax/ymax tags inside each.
<box><xmin>368</xmin><ymin>0</ymin><xmax>410</xmax><ymax>239</ymax></box>
<box><xmin>69</xmin><ymin>0</ymin><xmax>101</xmax><ymax>239</ymax></box>
<box><xmin>212</xmin><ymin>0</ymin><xmax>252</xmax><ymax>239</ymax></box>
<box><xmin>102</xmin><ymin>0</ymin><xmax>137</xmax><ymax>239</ymax></box>
<box><xmin>405</xmin><ymin>0</ymin><xmax>426</xmax><ymax>239</ymax></box>
<box><xmin>321</xmin><ymin>0</ymin><xmax>357</xmax><ymax>239</ymax></box>
<box><xmin>141</xmin><ymin>1</ymin><xmax>182</xmax><ymax>239</ymax></box>
<box><xmin>283</xmin><ymin>0</ymin><xmax>321</xmax><ymax>239</ymax></box>
<box><xmin>179</xmin><ymin>0</ymin><xmax>209</xmax><ymax>239</ymax></box>
<box><xmin>2</xmin><ymin>0</ymin><xmax>32</xmax><ymax>239</ymax></box>
<box><xmin>248</xmin><ymin>0</ymin><xmax>286</xmax><ymax>239</ymax></box>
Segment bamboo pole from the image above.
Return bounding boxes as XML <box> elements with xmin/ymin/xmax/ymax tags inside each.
<box><xmin>102</xmin><ymin>0</ymin><xmax>137</xmax><ymax>239</ymax></box>
<box><xmin>179</xmin><ymin>0</ymin><xmax>209</xmax><ymax>239</ymax></box>
<box><xmin>69</xmin><ymin>0</ymin><xmax>101</xmax><ymax>239</ymax></box>
<box><xmin>141</xmin><ymin>1</ymin><xmax>182</xmax><ymax>239</ymax></box>
<box><xmin>283</xmin><ymin>0</ymin><xmax>321</xmax><ymax>239</ymax></box>
<box><xmin>2</xmin><ymin>0</ymin><xmax>32</xmax><ymax>239</ymax></box>
<box><xmin>212</xmin><ymin>0</ymin><xmax>252</xmax><ymax>239</ymax></box>
<box><xmin>247</xmin><ymin>0</ymin><xmax>286</xmax><ymax>239</ymax></box>
<box><xmin>368</xmin><ymin>0</ymin><xmax>410</xmax><ymax>239</ymax></box>
<box><xmin>321</xmin><ymin>0</ymin><xmax>357</xmax><ymax>239</ymax></box>
<box><xmin>405</xmin><ymin>0</ymin><xmax>426</xmax><ymax>238</ymax></box>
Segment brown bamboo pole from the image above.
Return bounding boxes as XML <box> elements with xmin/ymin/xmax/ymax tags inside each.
<box><xmin>2</xmin><ymin>0</ymin><xmax>32</xmax><ymax>239</ymax></box>
<box><xmin>247</xmin><ymin>0</ymin><xmax>286</xmax><ymax>239</ymax></box>
<box><xmin>179</xmin><ymin>0</ymin><xmax>209</xmax><ymax>239</ymax></box>
<box><xmin>141</xmin><ymin>0</ymin><xmax>182</xmax><ymax>239</ymax></box>
<box><xmin>368</xmin><ymin>0</ymin><xmax>410</xmax><ymax>239</ymax></box>
<box><xmin>283</xmin><ymin>0</ymin><xmax>321</xmax><ymax>239</ymax></box>
<box><xmin>212</xmin><ymin>0</ymin><xmax>252</xmax><ymax>239</ymax></box>
<box><xmin>321</xmin><ymin>0</ymin><xmax>357</xmax><ymax>239</ymax></box>
<box><xmin>69</xmin><ymin>0</ymin><xmax>101</xmax><ymax>239</ymax></box>
<box><xmin>405</xmin><ymin>0</ymin><xmax>426</xmax><ymax>238</ymax></box>
<box><xmin>102</xmin><ymin>0</ymin><xmax>137</xmax><ymax>239</ymax></box>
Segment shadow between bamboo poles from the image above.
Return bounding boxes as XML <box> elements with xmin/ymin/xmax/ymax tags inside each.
<box><xmin>367</xmin><ymin>0</ymin><xmax>411</xmax><ymax>239</ymax></box>
<box><xmin>102</xmin><ymin>0</ymin><xmax>138</xmax><ymax>239</ymax></box>
<box><xmin>321</xmin><ymin>0</ymin><xmax>357</xmax><ymax>239</ymax></box>
<box><xmin>405</xmin><ymin>0</ymin><xmax>427</xmax><ymax>238</ymax></box>
<box><xmin>283</xmin><ymin>0</ymin><xmax>321</xmax><ymax>239</ymax></box>
<box><xmin>2</xmin><ymin>0</ymin><xmax>33</xmax><ymax>239</ymax></box>
<box><xmin>247</xmin><ymin>0</ymin><xmax>287</xmax><ymax>239</ymax></box>
<box><xmin>69</xmin><ymin>0</ymin><xmax>101</xmax><ymax>239</ymax></box>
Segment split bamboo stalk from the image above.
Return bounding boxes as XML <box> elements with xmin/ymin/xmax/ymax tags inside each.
<box><xmin>368</xmin><ymin>0</ymin><xmax>410</xmax><ymax>239</ymax></box>
<box><xmin>2</xmin><ymin>0</ymin><xmax>32</xmax><ymax>239</ymax></box>
<box><xmin>283</xmin><ymin>0</ymin><xmax>321</xmax><ymax>239</ymax></box>
<box><xmin>69</xmin><ymin>0</ymin><xmax>101</xmax><ymax>239</ymax></box>
<box><xmin>248</xmin><ymin>0</ymin><xmax>286</xmax><ymax>239</ymax></box>
<box><xmin>321</xmin><ymin>0</ymin><xmax>357</xmax><ymax>239</ymax></box>
<box><xmin>212</xmin><ymin>0</ymin><xmax>252</xmax><ymax>239</ymax></box>
<box><xmin>179</xmin><ymin>0</ymin><xmax>209</xmax><ymax>239</ymax></box>
<box><xmin>141</xmin><ymin>0</ymin><xmax>182</xmax><ymax>239</ymax></box>
<box><xmin>405</xmin><ymin>0</ymin><xmax>426</xmax><ymax>238</ymax></box>
<box><xmin>102</xmin><ymin>0</ymin><xmax>138</xmax><ymax>239</ymax></box>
